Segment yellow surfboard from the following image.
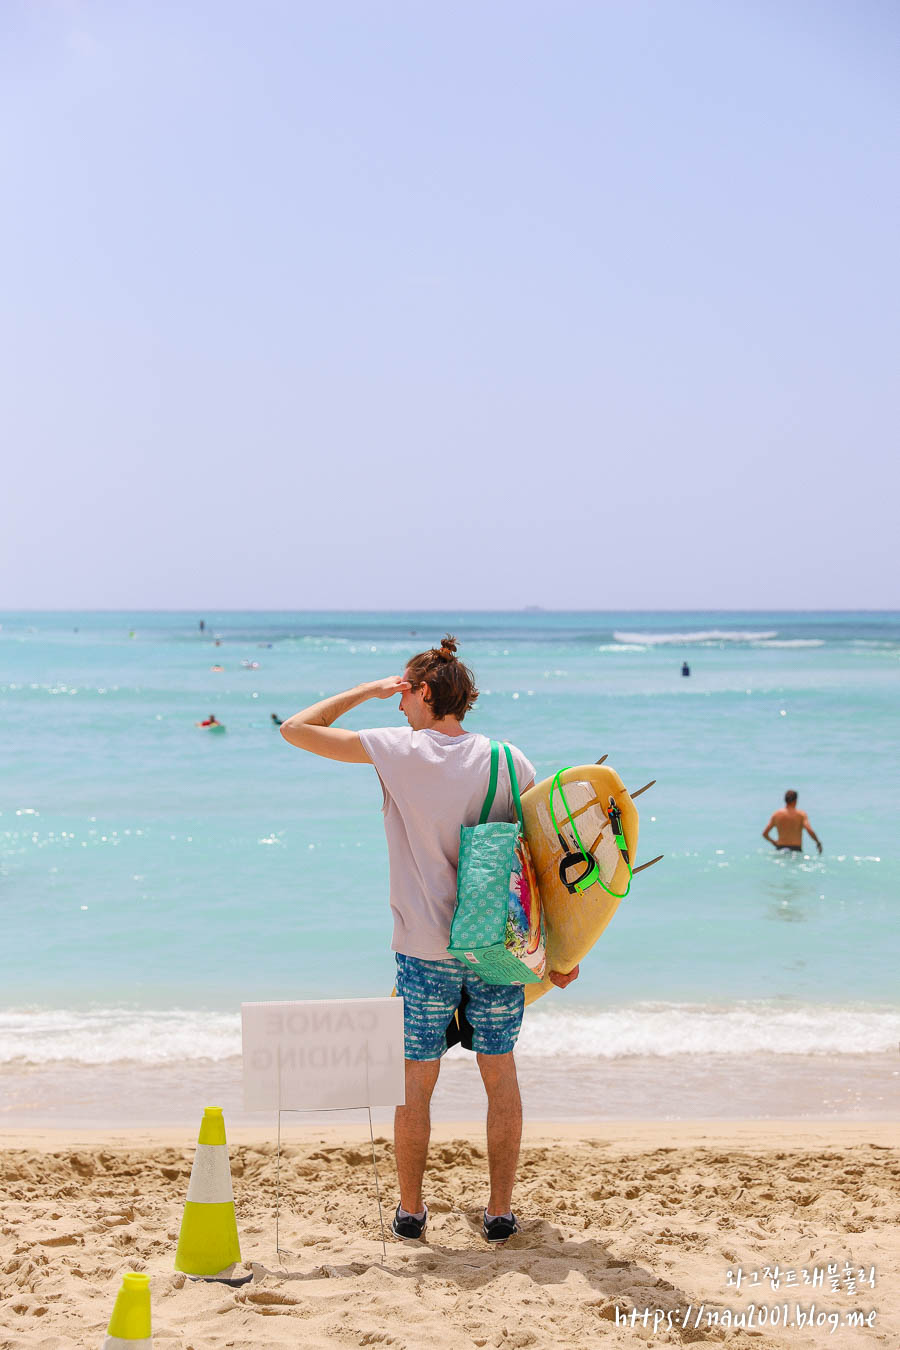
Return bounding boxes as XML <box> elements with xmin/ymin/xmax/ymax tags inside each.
<box><xmin>521</xmin><ymin>764</ymin><xmax>640</xmax><ymax>1006</ymax></box>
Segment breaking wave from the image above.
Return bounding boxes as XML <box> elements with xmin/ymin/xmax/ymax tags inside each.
<box><xmin>2</xmin><ymin>1001</ymin><xmax>898</xmax><ymax>1066</ymax></box>
<box><xmin>613</xmin><ymin>630</ymin><xmax>779</xmax><ymax>646</ymax></box>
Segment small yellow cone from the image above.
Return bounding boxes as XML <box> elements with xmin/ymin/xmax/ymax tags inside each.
<box><xmin>102</xmin><ymin>1271</ymin><xmax>152</xmax><ymax>1348</ymax></box>
<box><xmin>175</xmin><ymin>1107</ymin><xmax>248</xmax><ymax>1284</ymax></box>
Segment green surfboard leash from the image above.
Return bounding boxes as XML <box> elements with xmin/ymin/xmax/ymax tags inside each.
<box><xmin>549</xmin><ymin>769</ymin><xmax>633</xmax><ymax>900</ymax></box>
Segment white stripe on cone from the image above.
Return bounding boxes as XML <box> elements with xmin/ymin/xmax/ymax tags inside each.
<box><xmin>103</xmin><ymin>1338</ymin><xmax>153</xmax><ymax>1348</ymax></box>
<box><xmin>185</xmin><ymin>1143</ymin><xmax>234</xmax><ymax>1204</ymax></box>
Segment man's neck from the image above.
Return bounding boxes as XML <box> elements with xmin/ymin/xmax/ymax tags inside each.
<box><xmin>422</xmin><ymin>717</ymin><xmax>466</xmax><ymax>737</ymax></box>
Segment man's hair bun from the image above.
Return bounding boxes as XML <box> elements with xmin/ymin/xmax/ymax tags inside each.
<box><xmin>406</xmin><ymin>633</ymin><xmax>477</xmax><ymax>719</ymax></box>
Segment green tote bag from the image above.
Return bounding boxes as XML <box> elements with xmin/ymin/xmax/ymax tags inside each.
<box><xmin>447</xmin><ymin>741</ymin><xmax>546</xmax><ymax>985</ymax></box>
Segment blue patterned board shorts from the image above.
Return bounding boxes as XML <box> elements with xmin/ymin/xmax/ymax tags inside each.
<box><xmin>395</xmin><ymin>953</ymin><xmax>525</xmax><ymax>1061</ymax></box>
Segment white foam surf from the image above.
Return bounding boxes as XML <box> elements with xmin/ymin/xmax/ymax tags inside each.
<box><xmin>0</xmin><ymin>1007</ymin><xmax>241</xmax><ymax>1066</ymax></box>
<box><xmin>612</xmin><ymin>630</ymin><xmax>779</xmax><ymax>646</ymax></box>
<box><xmin>2</xmin><ymin>1002</ymin><xmax>898</xmax><ymax>1066</ymax></box>
<box><xmin>518</xmin><ymin>1003</ymin><xmax>900</xmax><ymax>1058</ymax></box>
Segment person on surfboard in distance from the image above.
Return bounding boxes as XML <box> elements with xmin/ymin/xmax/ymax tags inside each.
<box><xmin>762</xmin><ymin>790</ymin><xmax>822</xmax><ymax>855</ymax></box>
<box><xmin>281</xmin><ymin>635</ymin><xmax>575</xmax><ymax>1248</ymax></box>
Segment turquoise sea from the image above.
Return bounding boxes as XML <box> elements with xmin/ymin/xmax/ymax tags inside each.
<box><xmin>2</xmin><ymin>611</ymin><xmax>898</xmax><ymax>1122</ymax></box>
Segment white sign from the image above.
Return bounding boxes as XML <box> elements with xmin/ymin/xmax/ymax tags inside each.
<box><xmin>241</xmin><ymin>998</ymin><xmax>406</xmax><ymax>1112</ymax></box>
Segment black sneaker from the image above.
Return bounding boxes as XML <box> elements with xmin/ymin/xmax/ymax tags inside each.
<box><xmin>391</xmin><ymin>1204</ymin><xmax>428</xmax><ymax>1241</ymax></box>
<box><xmin>482</xmin><ymin>1210</ymin><xmax>519</xmax><ymax>1242</ymax></box>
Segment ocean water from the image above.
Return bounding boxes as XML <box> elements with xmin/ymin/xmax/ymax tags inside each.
<box><xmin>2</xmin><ymin>610</ymin><xmax>899</xmax><ymax>1122</ymax></box>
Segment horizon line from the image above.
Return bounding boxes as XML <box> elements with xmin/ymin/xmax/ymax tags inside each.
<box><xmin>2</xmin><ymin>608</ymin><xmax>899</xmax><ymax>617</ymax></box>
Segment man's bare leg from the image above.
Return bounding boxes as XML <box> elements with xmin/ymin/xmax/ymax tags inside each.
<box><xmin>477</xmin><ymin>1051</ymin><xmax>522</xmax><ymax>1214</ymax></box>
<box><xmin>394</xmin><ymin>1057</ymin><xmax>441</xmax><ymax>1213</ymax></box>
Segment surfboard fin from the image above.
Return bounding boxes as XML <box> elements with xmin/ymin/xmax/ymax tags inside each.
<box><xmin>630</xmin><ymin>780</ymin><xmax>656</xmax><ymax>800</ymax></box>
<box><xmin>595</xmin><ymin>754</ymin><xmax>608</xmax><ymax>765</ymax></box>
<box><xmin>633</xmin><ymin>854</ymin><xmax>664</xmax><ymax>874</ymax></box>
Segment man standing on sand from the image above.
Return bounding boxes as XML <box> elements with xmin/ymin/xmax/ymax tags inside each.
<box><xmin>763</xmin><ymin>790</ymin><xmax>822</xmax><ymax>855</ymax></box>
<box><xmin>280</xmin><ymin>635</ymin><xmax>576</xmax><ymax>1245</ymax></box>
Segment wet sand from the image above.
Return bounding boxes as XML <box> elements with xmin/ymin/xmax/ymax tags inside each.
<box><xmin>3</xmin><ymin>1050</ymin><xmax>898</xmax><ymax>1127</ymax></box>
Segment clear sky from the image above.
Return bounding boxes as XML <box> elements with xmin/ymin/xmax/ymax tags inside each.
<box><xmin>3</xmin><ymin>1</ymin><xmax>897</xmax><ymax>609</ymax></box>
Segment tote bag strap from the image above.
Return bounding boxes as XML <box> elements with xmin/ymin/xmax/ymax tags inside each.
<box><xmin>503</xmin><ymin>743</ymin><xmax>524</xmax><ymax>826</ymax></box>
<box><xmin>478</xmin><ymin>740</ymin><xmax>501</xmax><ymax>824</ymax></box>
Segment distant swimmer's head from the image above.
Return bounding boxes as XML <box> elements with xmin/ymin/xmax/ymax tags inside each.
<box><xmin>785</xmin><ymin>789</ymin><xmax>798</xmax><ymax>805</ymax></box>
<box><xmin>401</xmin><ymin>634</ymin><xmax>479</xmax><ymax>727</ymax></box>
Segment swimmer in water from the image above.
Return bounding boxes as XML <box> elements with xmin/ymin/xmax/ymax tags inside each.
<box><xmin>763</xmin><ymin>790</ymin><xmax>822</xmax><ymax>855</ymax></box>
<box><xmin>270</xmin><ymin>713</ymin><xmax>283</xmax><ymax>726</ymax></box>
<box><xmin>195</xmin><ymin>714</ymin><xmax>221</xmax><ymax>728</ymax></box>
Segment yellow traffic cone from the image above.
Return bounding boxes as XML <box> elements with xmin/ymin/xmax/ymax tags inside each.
<box><xmin>175</xmin><ymin>1107</ymin><xmax>250</xmax><ymax>1284</ymax></box>
<box><xmin>101</xmin><ymin>1271</ymin><xmax>151</xmax><ymax>1348</ymax></box>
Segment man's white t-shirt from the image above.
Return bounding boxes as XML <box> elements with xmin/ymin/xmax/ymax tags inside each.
<box><xmin>357</xmin><ymin>727</ymin><xmax>536</xmax><ymax>962</ymax></box>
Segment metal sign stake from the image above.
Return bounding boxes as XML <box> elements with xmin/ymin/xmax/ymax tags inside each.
<box><xmin>275</xmin><ymin>1103</ymin><xmax>387</xmax><ymax>1264</ymax></box>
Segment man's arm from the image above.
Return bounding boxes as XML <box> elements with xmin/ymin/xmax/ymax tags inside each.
<box><xmin>517</xmin><ymin>775</ymin><xmax>580</xmax><ymax>988</ymax></box>
<box><xmin>802</xmin><ymin>813</ymin><xmax>823</xmax><ymax>854</ymax></box>
<box><xmin>762</xmin><ymin>815</ymin><xmax>778</xmax><ymax>846</ymax></box>
<box><xmin>279</xmin><ymin>677</ymin><xmax>409</xmax><ymax>763</ymax></box>
<box><xmin>534</xmin><ymin>774</ymin><xmax>579</xmax><ymax>988</ymax></box>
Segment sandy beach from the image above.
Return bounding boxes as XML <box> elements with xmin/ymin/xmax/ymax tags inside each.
<box><xmin>1</xmin><ymin>1120</ymin><xmax>896</xmax><ymax>1348</ymax></box>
